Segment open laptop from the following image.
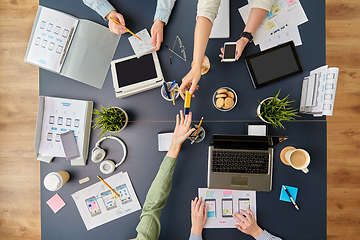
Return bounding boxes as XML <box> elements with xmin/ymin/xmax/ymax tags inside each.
<box><xmin>207</xmin><ymin>134</ymin><xmax>287</xmax><ymax>192</ymax></box>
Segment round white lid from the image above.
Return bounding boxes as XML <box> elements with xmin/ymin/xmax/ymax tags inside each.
<box><xmin>44</xmin><ymin>174</ymin><xmax>61</xmax><ymax>191</ymax></box>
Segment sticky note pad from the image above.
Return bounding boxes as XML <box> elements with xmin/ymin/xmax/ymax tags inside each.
<box><xmin>280</xmin><ymin>185</ymin><xmax>298</xmax><ymax>202</ymax></box>
<box><xmin>46</xmin><ymin>193</ymin><xmax>66</xmax><ymax>213</ymax></box>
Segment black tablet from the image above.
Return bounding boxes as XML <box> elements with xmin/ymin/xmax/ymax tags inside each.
<box><xmin>245</xmin><ymin>41</ymin><xmax>303</xmax><ymax>88</ymax></box>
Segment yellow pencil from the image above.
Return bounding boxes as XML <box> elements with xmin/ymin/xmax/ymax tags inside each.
<box><xmin>97</xmin><ymin>175</ymin><xmax>120</xmax><ymax>197</ymax></box>
<box><xmin>194</xmin><ymin>117</ymin><xmax>204</xmax><ymax>137</ymax></box>
<box><xmin>109</xmin><ymin>16</ymin><xmax>141</xmax><ymax>41</ymax></box>
<box><xmin>171</xmin><ymin>90</ymin><xmax>175</xmax><ymax>105</ymax></box>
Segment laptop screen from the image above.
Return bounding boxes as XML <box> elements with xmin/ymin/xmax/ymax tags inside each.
<box><xmin>210</xmin><ymin>135</ymin><xmax>286</xmax><ymax>150</ymax></box>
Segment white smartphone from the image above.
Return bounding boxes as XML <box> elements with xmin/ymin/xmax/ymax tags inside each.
<box><xmin>222</xmin><ymin>42</ymin><xmax>237</xmax><ymax>62</ymax></box>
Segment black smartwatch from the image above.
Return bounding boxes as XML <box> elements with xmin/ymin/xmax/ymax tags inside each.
<box><xmin>240</xmin><ymin>31</ymin><xmax>253</xmax><ymax>43</ymax></box>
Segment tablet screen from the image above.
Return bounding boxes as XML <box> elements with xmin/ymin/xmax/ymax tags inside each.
<box><xmin>115</xmin><ymin>54</ymin><xmax>158</xmax><ymax>88</ymax></box>
<box><xmin>245</xmin><ymin>41</ymin><xmax>303</xmax><ymax>88</ymax></box>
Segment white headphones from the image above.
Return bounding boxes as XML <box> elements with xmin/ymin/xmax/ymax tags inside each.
<box><xmin>91</xmin><ymin>136</ymin><xmax>127</xmax><ymax>174</ymax></box>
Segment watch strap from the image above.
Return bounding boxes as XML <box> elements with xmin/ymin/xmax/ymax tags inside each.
<box><xmin>240</xmin><ymin>31</ymin><xmax>253</xmax><ymax>43</ymax></box>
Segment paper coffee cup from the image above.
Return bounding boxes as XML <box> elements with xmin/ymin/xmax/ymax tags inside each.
<box><xmin>285</xmin><ymin>149</ymin><xmax>310</xmax><ymax>173</ymax></box>
<box><xmin>44</xmin><ymin>171</ymin><xmax>70</xmax><ymax>191</ymax></box>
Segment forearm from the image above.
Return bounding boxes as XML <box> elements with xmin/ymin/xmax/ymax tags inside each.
<box><xmin>243</xmin><ymin>8</ymin><xmax>269</xmax><ymax>34</ymax></box>
<box><xmin>192</xmin><ymin>17</ymin><xmax>213</xmax><ymax>70</ymax></box>
<box><xmin>154</xmin><ymin>0</ymin><xmax>177</xmax><ymax>24</ymax></box>
<box><xmin>135</xmin><ymin>156</ymin><xmax>177</xmax><ymax>239</ymax></box>
<box><xmin>189</xmin><ymin>233</ymin><xmax>203</xmax><ymax>240</ymax></box>
<box><xmin>82</xmin><ymin>0</ymin><xmax>115</xmax><ymax>19</ymax></box>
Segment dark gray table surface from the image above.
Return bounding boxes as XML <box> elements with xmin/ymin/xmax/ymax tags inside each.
<box><xmin>39</xmin><ymin>0</ymin><xmax>326</xmax><ymax>239</ymax></box>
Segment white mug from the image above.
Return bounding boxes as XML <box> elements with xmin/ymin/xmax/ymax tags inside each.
<box><xmin>285</xmin><ymin>149</ymin><xmax>310</xmax><ymax>173</ymax></box>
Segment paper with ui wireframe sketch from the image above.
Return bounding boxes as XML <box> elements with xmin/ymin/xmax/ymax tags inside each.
<box><xmin>198</xmin><ymin>188</ymin><xmax>256</xmax><ymax>228</ymax></box>
<box><xmin>259</xmin><ymin>26</ymin><xmax>302</xmax><ymax>51</ymax></box>
<box><xmin>210</xmin><ymin>0</ymin><xmax>229</xmax><ymax>38</ymax></box>
<box><xmin>128</xmin><ymin>29</ymin><xmax>156</xmax><ymax>58</ymax></box>
<box><xmin>238</xmin><ymin>0</ymin><xmax>308</xmax><ymax>45</ymax></box>
<box><xmin>71</xmin><ymin>172</ymin><xmax>141</xmax><ymax>231</ymax></box>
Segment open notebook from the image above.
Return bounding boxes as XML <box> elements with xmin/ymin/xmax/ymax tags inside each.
<box><xmin>24</xmin><ymin>6</ymin><xmax>120</xmax><ymax>89</ymax></box>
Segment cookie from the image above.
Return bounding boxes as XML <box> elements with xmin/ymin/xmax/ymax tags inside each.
<box><xmin>217</xmin><ymin>89</ymin><xmax>227</xmax><ymax>94</ymax></box>
<box><xmin>216</xmin><ymin>94</ymin><xmax>227</xmax><ymax>98</ymax></box>
<box><xmin>216</xmin><ymin>98</ymin><xmax>225</xmax><ymax>108</ymax></box>
<box><xmin>226</xmin><ymin>91</ymin><xmax>234</xmax><ymax>99</ymax></box>
<box><xmin>224</xmin><ymin>97</ymin><xmax>234</xmax><ymax>109</ymax></box>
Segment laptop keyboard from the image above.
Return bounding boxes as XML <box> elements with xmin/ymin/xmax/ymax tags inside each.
<box><xmin>212</xmin><ymin>150</ymin><xmax>269</xmax><ymax>174</ymax></box>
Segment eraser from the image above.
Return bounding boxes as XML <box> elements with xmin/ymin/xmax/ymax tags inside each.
<box><xmin>79</xmin><ymin>177</ymin><xmax>90</xmax><ymax>184</ymax></box>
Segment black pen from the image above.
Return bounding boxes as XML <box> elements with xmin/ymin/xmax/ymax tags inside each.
<box><xmin>283</xmin><ymin>186</ymin><xmax>299</xmax><ymax>210</ymax></box>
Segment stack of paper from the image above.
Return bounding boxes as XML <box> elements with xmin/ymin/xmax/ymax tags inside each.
<box><xmin>239</xmin><ymin>0</ymin><xmax>308</xmax><ymax>51</ymax></box>
<box><xmin>300</xmin><ymin>66</ymin><xmax>339</xmax><ymax>117</ymax></box>
<box><xmin>71</xmin><ymin>172</ymin><xmax>141</xmax><ymax>231</ymax></box>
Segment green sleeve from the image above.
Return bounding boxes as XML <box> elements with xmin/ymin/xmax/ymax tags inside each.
<box><xmin>135</xmin><ymin>155</ymin><xmax>177</xmax><ymax>240</ymax></box>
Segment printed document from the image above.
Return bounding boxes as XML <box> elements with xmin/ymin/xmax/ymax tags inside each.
<box><xmin>239</xmin><ymin>0</ymin><xmax>308</xmax><ymax>45</ymax></box>
<box><xmin>72</xmin><ymin>172</ymin><xmax>141</xmax><ymax>231</ymax></box>
<box><xmin>198</xmin><ymin>188</ymin><xmax>256</xmax><ymax>228</ymax></box>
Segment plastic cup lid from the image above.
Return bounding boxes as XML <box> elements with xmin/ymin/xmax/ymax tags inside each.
<box><xmin>44</xmin><ymin>173</ymin><xmax>62</xmax><ymax>191</ymax></box>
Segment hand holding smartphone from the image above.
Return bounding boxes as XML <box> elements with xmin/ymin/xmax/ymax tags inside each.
<box><xmin>222</xmin><ymin>42</ymin><xmax>237</xmax><ymax>62</ymax></box>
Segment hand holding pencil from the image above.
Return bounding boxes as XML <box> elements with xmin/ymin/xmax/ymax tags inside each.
<box><xmin>105</xmin><ymin>10</ymin><xmax>127</xmax><ymax>35</ymax></box>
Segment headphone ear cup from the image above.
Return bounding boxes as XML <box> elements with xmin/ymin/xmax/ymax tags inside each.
<box><xmin>100</xmin><ymin>160</ymin><xmax>116</xmax><ymax>174</ymax></box>
<box><xmin>91</xmin><ymin>148</ymin><xmax>106</xmax><ymax>163</ymax></box>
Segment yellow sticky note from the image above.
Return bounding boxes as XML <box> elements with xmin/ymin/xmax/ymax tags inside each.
<box><xmin>223</xmin><ymin>209</ymin><xmax>232</xmax><ymax>214</ymax></box>
<box><xmin>264</xmin><ymin>20</ymin><xmax>276</xmax><ymax>31</ymax></box>
<box><xmin>271</xmin><ymin>4</ymin><xmax>282</xmax><ymax>14</ymax></box>
<box><xmin>206</xmin><ymin>190</ymin><xmax>210</xmax><ymax>195</ymax></box>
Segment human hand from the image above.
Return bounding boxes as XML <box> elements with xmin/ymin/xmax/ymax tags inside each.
<box><xmin>218</xmin><ymin>38</ymin><xmax>248</xmax><ymax>61</ymax></box>
<box><xmin>179</xmin><ymin>68</ymin><xmax>200</xmax><ymax>99</ymax></box>
<box><xmin>191</xmin><ymin>197</ymin><xmax>207</xmax><ymax>236</ymax></box>
<box><xmin>151</xmin><ymin>20</ymin><xmax>165</xmax><ymax>51</ymax></box>
<box><xmin>106</xmin><ymin>10</ymin><xmax>127</xmax><ymax>35</ymax></box>
<box><xmin>171</xmin><ymin>110</ymin><xmax>194</xmax><ymax>146</ymax></box>
<box><xmin>233</xmin><ymin>208</ymin><xmax>263</xmax><ymax>238</ymax></box>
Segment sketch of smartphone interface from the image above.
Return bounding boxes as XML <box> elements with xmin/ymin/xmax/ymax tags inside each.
<box><xmin>116</xmin><ymin>184</ymin><xmax>132</xmax><ymax>204</ymax></box>
<box><xmin>238</xmin><ymin>198</ymin><xmax>251</xmax><ymax>215</ymax></box>
<box><xmin>222</xmin><ymin>199</ymin><xmax>233</xmax><ymax>217</ymax></box>
<box><xmin>205</xmin><ymin>199</ymin><xmax>216</xmax><ymax>218</ymax></box>
<box><xmin>85</xmin><ymin>196</ymin><xmax>101</xmax><ymax>217</ymax></box>
<box><xmin>101</xmin><ymin>190</ymin><xmax>117</xmax><ymax>211</ymax></box>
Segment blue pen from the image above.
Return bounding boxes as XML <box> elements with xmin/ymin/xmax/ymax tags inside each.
<box><xmin>168</xmin><ymin>80</ymin><xmax>177</xmax><ymax>91</ymax></box>
<box><xmin>162</xmin><ymin>81</ymin><xmax>171</xmax><ymax>99</ymax></box>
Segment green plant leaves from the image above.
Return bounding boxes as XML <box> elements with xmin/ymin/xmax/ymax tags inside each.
<box><xmin>258</xmin><ymin>90</ymin><xmax>300</xmax><ymax>129</ymax></box>
<box><xmin>92</xmin><ymin>105</ymin><xmax>126</xmax><ymax>138</ymax></box>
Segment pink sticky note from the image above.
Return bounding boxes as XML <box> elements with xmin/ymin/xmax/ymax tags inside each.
<box><xmin>46</xmin><ymin>193</ymin><xmax>66</xmax><ymax>213</ymax></box>
<box><xmin>223</xmin><ymin>191</ymin><xmax>232</xmax><ymax>195</ymax></box>
<box><xmin>287</xmin><ymin>0</ymin><xmax>295</xmax><ymax>5</ymax></box>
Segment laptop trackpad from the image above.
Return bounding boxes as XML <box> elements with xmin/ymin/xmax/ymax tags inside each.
<box><xmin>231</xmin><ymin>177</ymin><xmax>248</xmax><ymax>187</ymax></box>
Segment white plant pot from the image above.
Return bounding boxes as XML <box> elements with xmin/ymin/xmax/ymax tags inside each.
<box><xmin>257</xmin><ymin>97</ymin><xmax>276</xmax><ymax>124</ymax></box>
<box><xmin>109</xmin><ymin>107</ymin><xmax>128</xmax><ymax>134</ymax></box>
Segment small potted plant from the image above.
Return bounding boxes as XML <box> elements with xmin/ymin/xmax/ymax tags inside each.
<box><xmin>256</xmin><ymin>90</ymin><xmax>299</xmax><ymax>129</ymax></box>
<box><xmin>92</xmin><ymin>105</ymin><xmax>128</xmax><ymax>137</ymax></box>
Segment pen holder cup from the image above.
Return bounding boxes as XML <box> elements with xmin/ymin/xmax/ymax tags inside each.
<box><xmin>188</xmin><ymin>125</ymin><xmax>205</xmax><ymax>143</ymax></box>
<box><xmin>161</xmin><ymin>82</ymin><xmax>179</xmax><ymax>101</ymax></box>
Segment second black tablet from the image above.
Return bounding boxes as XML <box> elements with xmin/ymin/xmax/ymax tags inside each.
<box><xmin>245</xmin><ymin>41</ymin><xmax>303</xmax><ymax>88</ymax></box>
